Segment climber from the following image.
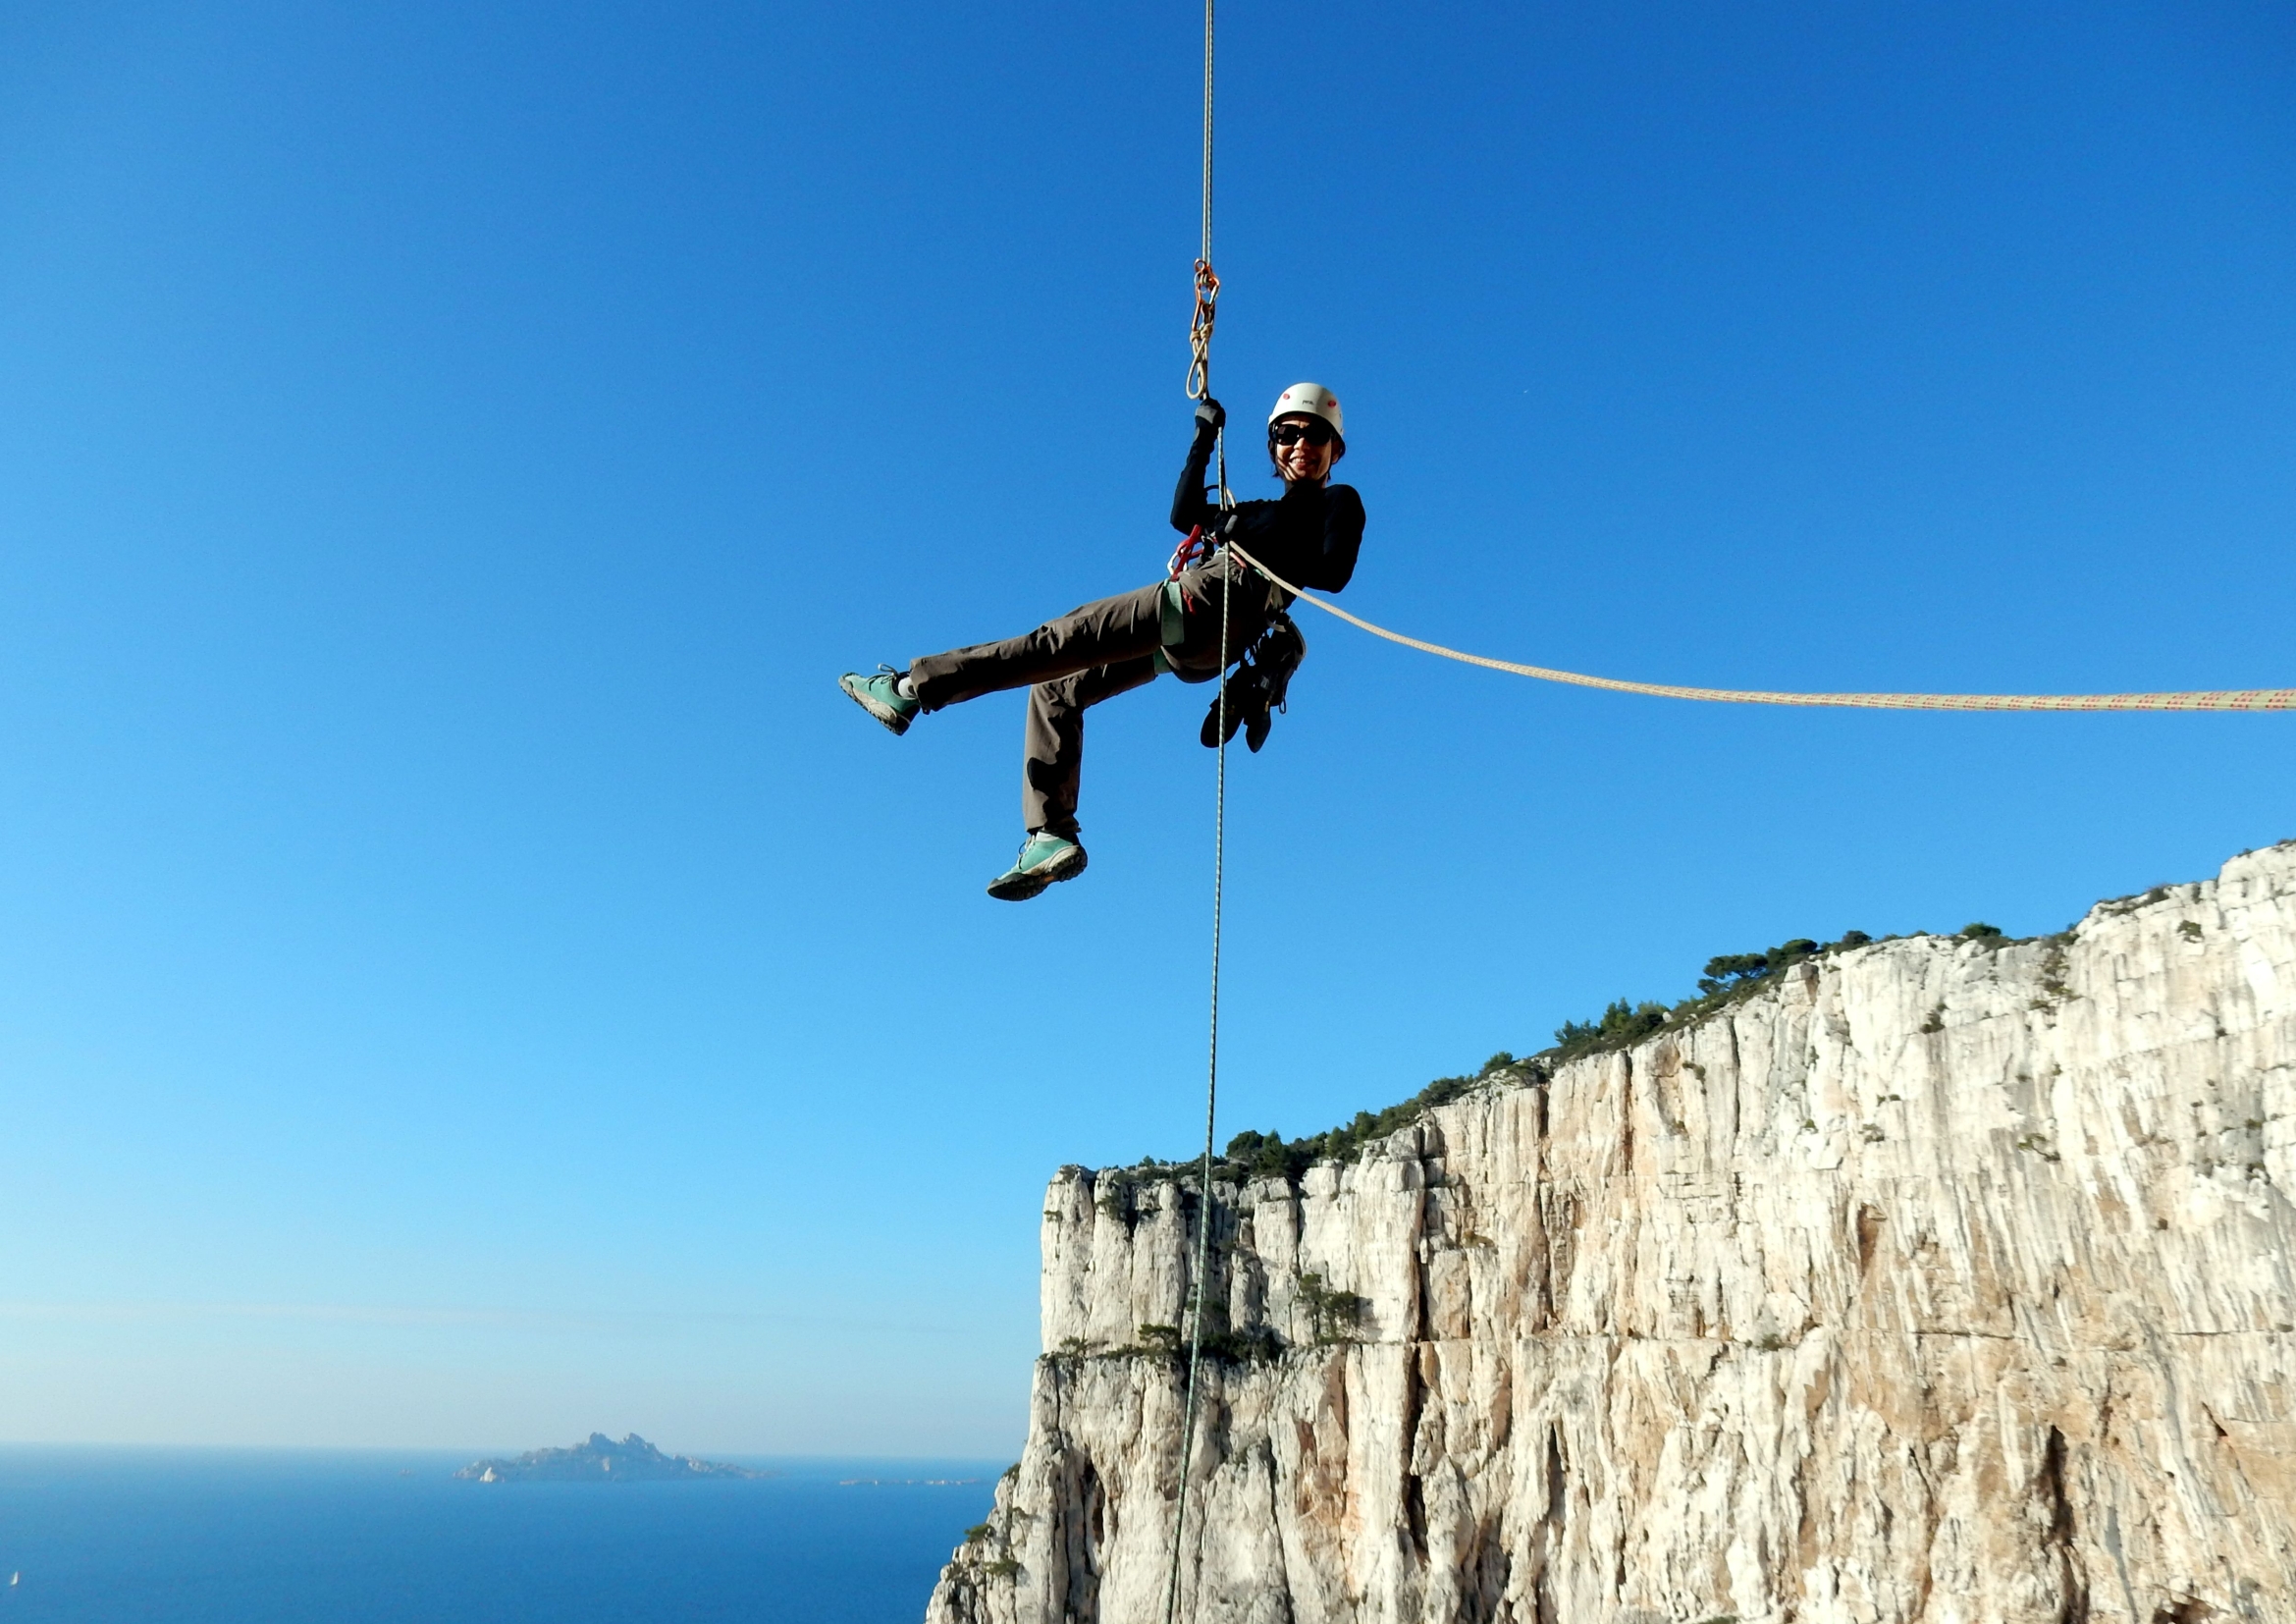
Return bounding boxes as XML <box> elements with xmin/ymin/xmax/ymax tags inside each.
<box><xmin>839</xmin><ymin>383</ymin><xmax>1367</xmax><ymax>900</ymax></box>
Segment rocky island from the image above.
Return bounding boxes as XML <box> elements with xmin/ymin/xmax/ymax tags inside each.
<box><xmin>456</xmin><ymin>1433</ymin><xmax>763</xmax><ymax>1483</ymax></box>
<box><xmin>930</xmin><ymin>842</ymin><xmax>2296</xmax><ymax>1623</ymax></box>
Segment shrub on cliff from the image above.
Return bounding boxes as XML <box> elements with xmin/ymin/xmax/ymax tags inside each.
<box><xmin>1553</xmin><ymin>999</ymin><xmax>1669</xmax><ymax>1060</ymax></box>
<box><xmin>1696</xmin><ymin>951</ymin><xmax>1769</xmax><ymax>995</ymax></box>
<box><xmin>1201</xmin><ymin>1325</ymin><xmax>1284</xmax><ymax>1364</ymax></box>
<box><xmin>1185</xmin><ymin>928</ymin><xmax>1908</xmax><ymax>1187</ymax></box>
<box><xmin>1552</xmin><ymin>932</ymin><xmax>1875</xmax><ymax>1063</ymax></box>
<box><xmin>1224</xmin><ymin>1068</ymin><xmax>1483</xmax><ymax>1181</ymax></box>
<box><xmin>1297</xmin><ymin>1272</ymin><xmax>1369</xmax><ymax>1344</ymax></box>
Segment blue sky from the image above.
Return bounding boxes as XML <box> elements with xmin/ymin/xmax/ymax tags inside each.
<box><xmin>2</xmin><ymin>1</ymin><xmax>2292</xmax><ymax>1456</ymax></box>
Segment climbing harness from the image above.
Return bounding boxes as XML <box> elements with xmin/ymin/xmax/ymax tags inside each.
<box><xmin>1228</xmin><ymin>544</ymin><xmax>2296</xmax><ymax>713</ymax></box>
<box><xmin>1166</xmin><ymin>3</ymin><xmax>1228</xmax><ymax>1623</ymax></box>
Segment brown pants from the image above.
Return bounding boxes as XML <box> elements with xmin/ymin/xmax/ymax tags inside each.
<box><xmin>906</xmin><ymin>560</ymin><xmax>1275</xmax><ymax>838</ymax></box>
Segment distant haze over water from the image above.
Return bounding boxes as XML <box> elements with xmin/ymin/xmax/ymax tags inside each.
<box><xmin>0</xmin><ymin>1447</ymin><xmax>998</xmax><ymax>1623</ymax></box>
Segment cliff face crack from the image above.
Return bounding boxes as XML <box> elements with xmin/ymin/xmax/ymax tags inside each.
<box><xmin>1461</xmin><ymin>1516</ymin><xmax>1509</xmax><ymax>1624</ymax></box>
<box><xmin>1539</xmin><ymin>1188</ymin><xmax>1579</xmax><ymax>1330</ymax></box>
<box><xmin>1527</xmin><ymin>1425</ymin><xmax>1567</xmax><ymax>1624</ymax></box>
<box><xmin>2041</xmin><ymin>1426</ymin><xmax>2090</xmax><ymax>1624</ymax></box>
<box><xmin>1057</xmin><ymin>1454</ymin><xmax>1103</xmax><ymax>1624</ymax></box>
<box><xmin>928</xmin><ymin>842</ymin><xmax>2296</xmax><ymax>1624</ymax></box>
<box><xmin>1400</xmin><ymin>1347</ymin><xmax>1429</xmax><ymax>1566</ymax></box>
<box><xmin>1619</xmin><ymin>1054</ymin><xmax>1636</xmax><ymax>1176</ymax></box>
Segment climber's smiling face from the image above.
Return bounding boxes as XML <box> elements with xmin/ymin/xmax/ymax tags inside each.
<box><xmin>1271</xmin><ymin>415</ymin><xmax>1341</xmax><ymax>487</ymax></box>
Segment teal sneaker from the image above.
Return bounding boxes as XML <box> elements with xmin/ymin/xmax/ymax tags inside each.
<box><xmin>986</xmin><ymin>832</ymin><xmax>1088</xmax><ymax>901</ymax></box>
<box><xmin>840</xmin><ymin>666</ymin><xmax>920</xmax><ymax>735</ymax></box>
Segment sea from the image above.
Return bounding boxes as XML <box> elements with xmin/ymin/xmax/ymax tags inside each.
<box><xmin>0</xmin><ymin>1448</ymin><xmax>1002</xmax><ymax>1622</ymax></box>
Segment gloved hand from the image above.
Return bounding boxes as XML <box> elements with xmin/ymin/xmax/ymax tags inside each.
<box><xmin>1200</xmin><ymin>615</ymin><xmax>1307</xmax><ymax>753</ymax></box>
<box><xmin>1201</xmin><ymin>663</ymin><xmax>1272</xmax><ymax>751</ymax></box>
<box><xmin>1194</xmin><ymin>398</ymin><xmax>1226</xmax><ymax>436</ymax></box>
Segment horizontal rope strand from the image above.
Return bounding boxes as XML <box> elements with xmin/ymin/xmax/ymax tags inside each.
<box><xmin>1226</xmin><ymin>544</ymin><xmax>2296</xmax><ymax>714</ymax></box>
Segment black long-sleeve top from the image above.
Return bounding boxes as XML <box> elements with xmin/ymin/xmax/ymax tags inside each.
<box><xmin>1170</xmin><ymin>424</ymin><xmax>1365</xmax><ymax>592</ymax></box>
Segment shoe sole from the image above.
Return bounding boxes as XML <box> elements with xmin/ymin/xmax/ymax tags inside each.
<box><xmin>840</xmin><ymin>677</ymin><xmax>913</xmax><ymax>736</ymax></box>
<box><xmin>986</xmin><ymin>844</ymin><xmax>1088</xmax><ymax>902</ymax></box>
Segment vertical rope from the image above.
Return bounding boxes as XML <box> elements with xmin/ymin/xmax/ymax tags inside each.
<box><xmin>1163</xmin><ymin>6</ymin><xmax>1223</xmax><ymax>1623</ymax></box>
<box><xmin>1200</xmin><ymin>0</ymin><xmax>1213</xmax><ymax>270</ymax></box>
<box><xmin>1162</xmin><ymin>563</ymin><xmax>1228</xmax><ymax>1624</ymax></box>
<box><xmin>1185</xmin><ymin>0</ymin><xmax>1230</xmax><ymax>506</ymax></box>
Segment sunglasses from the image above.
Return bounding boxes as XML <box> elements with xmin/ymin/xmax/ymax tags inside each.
<box><xmin>1270</xmin><ymin>419</ymin><xmax>1337</xmax><ymax>449</ymax></box>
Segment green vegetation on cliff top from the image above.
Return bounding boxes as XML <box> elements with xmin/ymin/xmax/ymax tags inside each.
<box><xmin>1111</xmin><ymin>921</ymin><xmax>2045</xmax><ymax>1186</ymax></box>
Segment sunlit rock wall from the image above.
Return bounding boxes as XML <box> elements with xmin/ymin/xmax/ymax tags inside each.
<box><xmin>927</xmin><ymin>844</ymin><xmax>2296</xmax><ymax>1624</ymax></box>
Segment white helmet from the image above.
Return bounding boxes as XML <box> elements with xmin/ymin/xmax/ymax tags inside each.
<box><xmin>1268</xmin><ymin>382</ymin><xmax>1344</xmax><ymax>449</ymax></box>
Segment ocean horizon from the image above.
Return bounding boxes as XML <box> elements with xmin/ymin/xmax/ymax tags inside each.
<box><xmin>0</xmin><ymin>1445</ymin><xmax>1002</xmax><ymax>1622</ymax></box>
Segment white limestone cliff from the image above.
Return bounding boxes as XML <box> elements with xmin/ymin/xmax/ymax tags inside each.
<box><xmin>927</xmin><ymin>844</ymin><xmax>2296</xmax><ymax>1624</ymax></box>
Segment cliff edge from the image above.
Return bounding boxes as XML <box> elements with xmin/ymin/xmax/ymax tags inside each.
<box><xmin>928</xmin><ymin>844</ymin><xmax>2296</xmax><ymax>1624</ymax></box>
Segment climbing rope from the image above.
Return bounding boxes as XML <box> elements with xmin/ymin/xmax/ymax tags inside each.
<box><xmin>1182</xmin><ymin>0</ymin><xmax>1228</xmax><ymax>508</ymax></box>
<box><xmin>1166</xmin><ymin>3</ymin><xmax>1224</xmax><ymax>1624</ymax></box>
<box><xmin>1162</xmin><ymin>552</ymin><xmax>1228</xmax><ymax>1624</ymax></box>
<box><xmin>1228</xmin><ymin>544</ymin><xmax>2296</xmax><ymax>713</ymax></box>
<box><xmin>1184</xmin><ymin>0</ymin><xmax>1216</xmax><ymax>407</ymax></box>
